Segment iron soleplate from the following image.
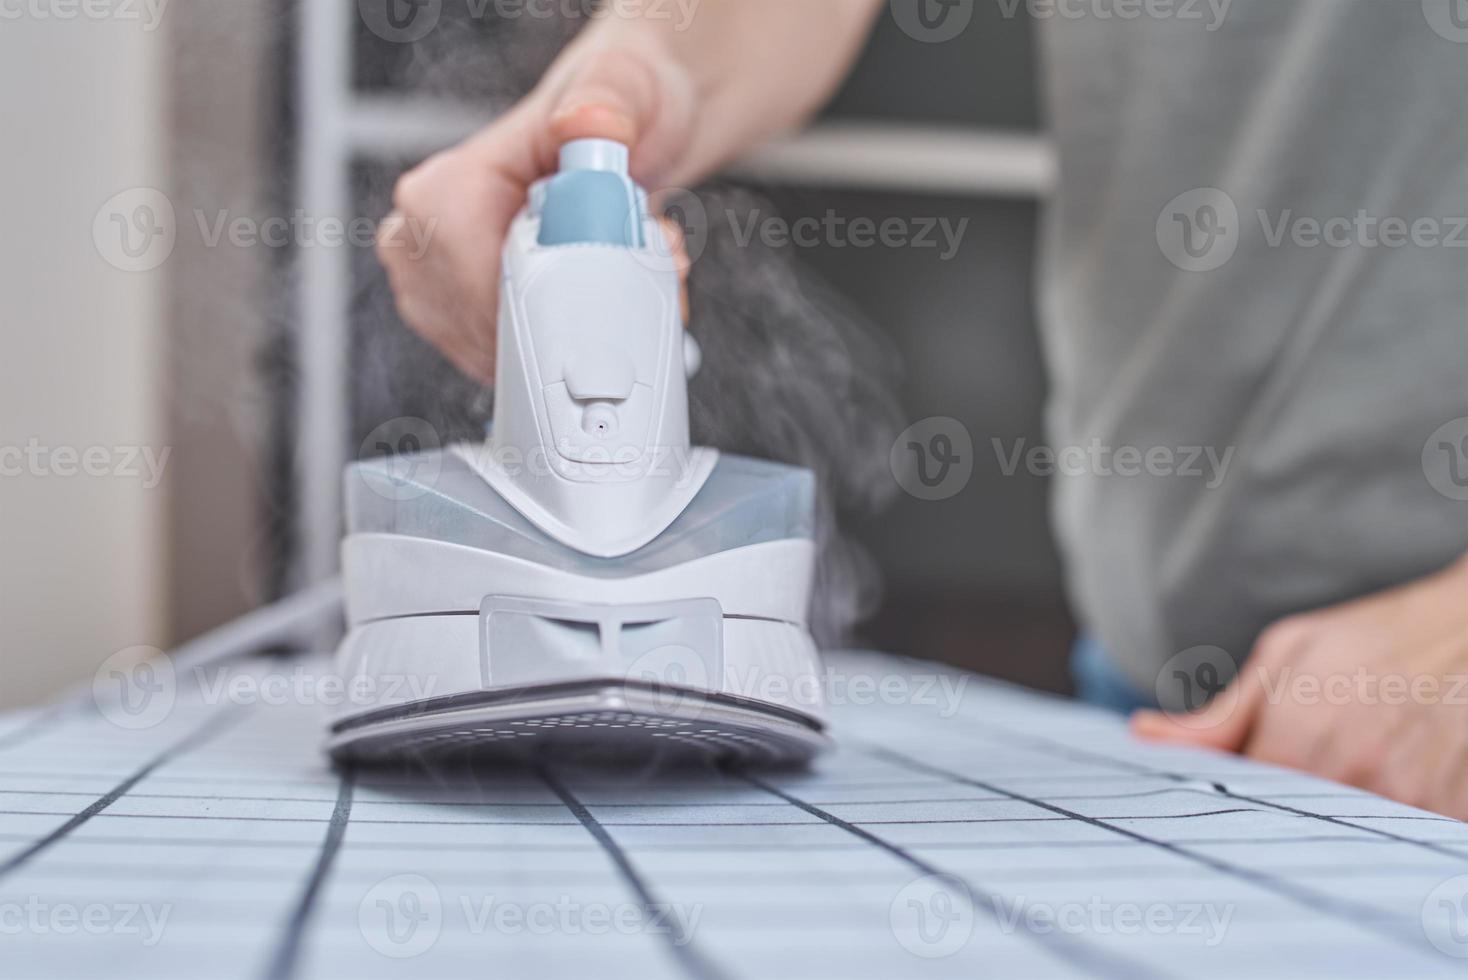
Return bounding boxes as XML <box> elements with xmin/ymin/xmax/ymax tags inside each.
<box><xmin>327</xmin><ymin>681</ymin><xmax>830</xmax><ymax>769</ymax></box>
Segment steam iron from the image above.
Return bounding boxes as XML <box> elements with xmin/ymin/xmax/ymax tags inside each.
<box><xmin>329</xmin><ymin>139</ymin><xmax>830</xmax><ymax>766</ymax></box>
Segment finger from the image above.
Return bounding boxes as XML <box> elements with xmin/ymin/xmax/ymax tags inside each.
<box><xmin>1241</xmin><ymin>698</ymin><xmax>1332</xmax><ymax>772</ymax></box>
<box><xmin>548</xmin><ymin>45</ymin><xmax>662</xmax><ymax>150</ymax></box>
<box><xmin>435</xmin><ymin>319</ymin><xmax>498</xmax><ymax>386</ymax></box>
<box><xmin>1133</xmin><ymin>620</ymin><xmax>1313</xmax><ymax>752</ymax></box>
<box><xmin>1130</xmin><ymin>660</ymin><xmax>1266</xmax><ymax>753</ymax></box>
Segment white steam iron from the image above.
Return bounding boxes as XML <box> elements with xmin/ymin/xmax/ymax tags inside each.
<box><xmin>328</xmin><ymin>139</ymin><xmax>829</xmax><ymax>766</ymax></box>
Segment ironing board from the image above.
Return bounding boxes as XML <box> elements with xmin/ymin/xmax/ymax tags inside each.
<box><xmin>2</xmin><ymin>648</ymin><xmax>1465</xmax><ymax>979</ymax></box>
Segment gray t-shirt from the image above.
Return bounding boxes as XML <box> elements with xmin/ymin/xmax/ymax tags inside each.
<box><xmin>1036</xmin><ymin>0</ymin><xmax>1468</xmax><ymax>698</ymax></box>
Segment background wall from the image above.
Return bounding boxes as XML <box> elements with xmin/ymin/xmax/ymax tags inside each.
<box><xmin>0</xmin><ymin>13</ymin><xmax>171</xmax><ymax>708</ymax></box>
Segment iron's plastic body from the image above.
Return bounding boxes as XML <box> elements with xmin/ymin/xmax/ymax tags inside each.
<box><xmin>329</xmin><ymin>140</ymin><xmax>828</xmax><ymax>766</ymax></box>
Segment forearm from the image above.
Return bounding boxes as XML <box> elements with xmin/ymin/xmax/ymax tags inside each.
<box><xmin>567</xmin><ymin>0</ymin><xmax>885</xmax><ymax>184</ymax></box>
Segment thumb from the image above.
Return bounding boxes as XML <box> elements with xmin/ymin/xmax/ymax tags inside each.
<box><xmin>547</xmin><ymin>46</ymin><xmax>663</xmax><ymax>150</ymax></box>
<box><xmin>1131</xmin><ymin>659</ymin><xmax>1268</xmax><ymax>753</ymax></box>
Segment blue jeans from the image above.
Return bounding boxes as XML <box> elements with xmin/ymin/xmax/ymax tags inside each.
<box><xmin>1070</xmin><ymin>634</ymin><xmax>1156</xmax><ymax>715</ymax></box>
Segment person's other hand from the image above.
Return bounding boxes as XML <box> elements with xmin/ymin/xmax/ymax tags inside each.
<box><xmin>1133</xmin><ymin>554</ymin><xmax>1468</xmax><ymax>819</ymax></box>
<box><xmin>376</xmin><ymin>34</ymin><xmax>696</xmax><ymax>383</ymax></box>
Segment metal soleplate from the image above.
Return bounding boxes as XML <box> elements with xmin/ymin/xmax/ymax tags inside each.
<box><xmin>326</xmin><ymin>681</ymin><xmax>830</xmax><ymax>770</ymax></box>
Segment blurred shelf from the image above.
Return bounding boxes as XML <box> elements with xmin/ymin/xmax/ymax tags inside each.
<box><xmin>345</xmin><ymin>94</ymin><xmax>498</xmax><ymax>159</ymax></box>
<box><xmin>345</xmin><ymin>96</ymin><xmax>1056</xmax><ymax>198</ymax></box>
<box><xmin>732</xmin><ymin>122</ymin><xmax>1054</xmax><ymax>199</ymax></box>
